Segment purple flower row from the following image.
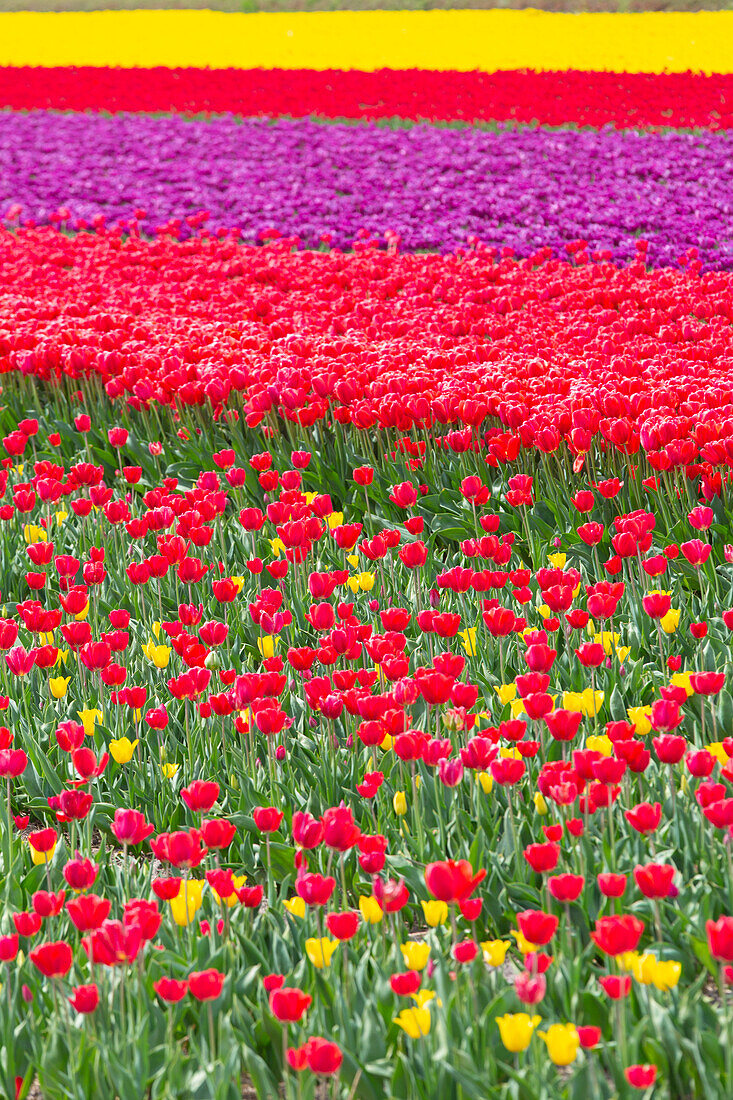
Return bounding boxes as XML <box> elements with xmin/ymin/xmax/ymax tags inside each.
<box><xmin>0</xmin><ymin>110</ymin><xmax>732</xmax><ymax>267</ymax></box>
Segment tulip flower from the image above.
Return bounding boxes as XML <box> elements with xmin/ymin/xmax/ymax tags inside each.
<box><xmin>269</xmin><ymin>987</ymin><xmax>312</xmax><ymax>1023</ymax></box>
<box><xmin>424</xmin><ymin>859</ymin><xmax>486</xmax><ymax>903</ymax></box>
<box><xmin>481</xmin><ymin>940</ymin><xmax>511</xmax><ymax>967</ymax></box>
<box><xmin>625</xmin><ymin>1065</ymin><xmax>658</xmax><ymax>1089</ymax></box>
<box><xmin>394</xmin><ymin>1007</ymin><xmax>431</xmax><ymax>1039</ymax></box>
<box><xmin>30</xmin><ymin>940</ymin><xmax>73</xmax><ymax>979</ymax></box>
<box><xmin>304</xmin><ymin>937</ymin><xmax>339</xmax><ymax>969</ymax></box>
<box><xmin>496</xmin><ymin>1013</ymin><xmax>541</xmax><ymax>1053</ymax></box>
<box><xmin>540</xmin><ymin>1023</ymin><xmax>580</xmax><ymax>1066</ymax></box>
<box><xmin>400</xmin><ymin>942</ymin><xmax>431</xmax><ymax>971</ymax></box>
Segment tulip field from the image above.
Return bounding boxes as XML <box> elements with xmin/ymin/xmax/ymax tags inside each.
<box><xmin>1</xmin><ymin>6</ymin><xmax>733</xmax><ymax>1100</ymax></box>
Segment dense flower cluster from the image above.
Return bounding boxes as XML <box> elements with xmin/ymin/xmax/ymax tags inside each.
<box><xmin>2</xmin><ymin>66</ymin><xmax>733</xmax><ymax>131</ymax></box>
<box><xmin>3</xmin><ymin>229</ymin><xmax>733</xmax><ymax>474</ymax></box>
<box><xmin>0</xmin><ymin>392</ymin><xmax>731</xmax><ymax>1098</ymax></box>
<box><xmin>1</xmin><ymin>4</ymin><xmax>733</xmax><ymax>1095</ymax></box>
<box><xmin>2</xmin><ymin>112</ymin><xmax>733</xmax><ymax>263</ymax></box>
<box><xmin>0</xmin><ymin>9</ymin><xmax>729</xmax><ymax>72</ymax></box>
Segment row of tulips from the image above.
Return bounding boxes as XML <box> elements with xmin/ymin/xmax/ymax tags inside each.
<box><xmin>3</xmin><ymin>112</ymin><xmax>732</xmax><ymax>264</ymax></box>
<box><xmin>0</xmin><ymin>372</ymin><xmax>730</xmax><ymax>1097</ymax></box>
<box><xmin>2</xmin><ymin>66</ymin><xmax>733</xmax><ymax>131</ymax></box>
<box><xmin>2</xmin><ymin>228</ymin><xmax>733</xmax><ymax>461</ymax></box>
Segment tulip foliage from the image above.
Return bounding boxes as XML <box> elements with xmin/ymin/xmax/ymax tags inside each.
<box><xmin>0</xmin><ymin>316</ymin><xmax>730</xmax><ymax>1100</ymax></box>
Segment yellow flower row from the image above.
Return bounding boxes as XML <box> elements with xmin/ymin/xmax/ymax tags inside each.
<box><xmin>0</xmin><ymin>11</ymin><xmax>730</xmax><ymax>73</ymax></box>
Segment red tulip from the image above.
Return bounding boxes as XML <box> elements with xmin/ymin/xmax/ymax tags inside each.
<box><xmin>154</xmin><ymin>977</ymin><xmax>189</xmax><ymax>1003</ymax></box>
<box><xmin>706</xmin><ymin>916</ymin><xmax>733</xmax><ymax>961</ymax></box>
<box><xmin>269</xmin><ymin>986</ymin><xmax>312</xmax><ymax>1023</ymax></box>
<box><xmin>188</xmin><ymin>969</ymin><xmax>225</xmax><ymax>1002</ymax></box>
<box><xmin>424</xmin><ymin>860</ymin><xmax>486</xmax><ymax>904</ymax></box>
<box><xmin>591</xmin><ymin>915</ymin><xmax>644</xmax><ymax>956</ymax></box>
<box><xmin>517</xmin><ymin>910</ymin><xmax>558</xmax><ymax>946</ymax></box>
<box><xmin>69</xmin><ymin>983</ymin><xmax>99</xmax><ymax>1014</ymax></box>
<box><xmin>625</xmin><ymin>1065</ymin><xmax>657</xmax><ymax>1089</ymax></box>
<box><xmin>29</xmin><ymin>940</ymin><xmax>73</xmax><ymax>978</ymax></box>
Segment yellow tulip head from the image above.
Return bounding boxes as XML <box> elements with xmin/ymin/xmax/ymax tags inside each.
<box><xmin>481</xmin><ymin>940</ymin><xmax>510</xmax><ymax>968</ymax></box>
<box><xmin>109</xmin><ymin>737</ymin><xmax>139</xmax><ymax>764</ymax></box>
<box><xmin>420</xmin><ymin>900</ymin><xmax>448</xmax><ymax>928</ymax></box>
<box><xmin>49</xmin><ymin>676</ymin><xmax>70</xmax><ymax>699</ymax></box>
<box><xmin>400</xmin><ymin>941</ymin><xmax>430</xmax><ymax>971</ymax></box>
<box><xmin>497</xmin><ymin>1013</ymin><xmax>541</xmax><ymax>1053</ymax></box>
<box><xmin>305</xmin><ymin>937</ymin><xmax>339</xmax><ymax>969</ymax></box>
<box><xmin>540</xmin><ymin>1023</ymin><xmax>579</xmax><ymax>1066</ymax></box>
<box><xmin>358</xmin><ymin>895</ymin><xmax>383</xmax><ymax>924</ymax></box>
<box><xmin>394</xmin><ymin>1007</ymin><xmax>431</xmax><ymax>1039</ymax></box>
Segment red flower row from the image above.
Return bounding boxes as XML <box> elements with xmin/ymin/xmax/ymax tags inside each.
<box><xmin>2</xmin><ymin>227</ymin><xmax>733</xmax><ymax>478</ymax></box>
<box><xmin>1</xmin><ymin>66</ymin><xmax>733</xmax><ymax>130</ymax></box>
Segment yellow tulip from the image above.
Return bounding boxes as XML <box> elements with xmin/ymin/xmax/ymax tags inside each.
<box><xmin>618</xmin><ymin>951</ymin><xmax>640</xmax><ymax>972</ymax></box>
<box><xmin>477</xmin><ymin>771</ymin><xmax>493</xmax><ymax>795</ymax></box>
<box><xmin>168</xmin><ymin>880</ymin><xmax>205</xmax><ymax>927</ymax></box>
<box><xmin>627</xmin><ymin>706</ymin><xmax>652</xmax><ymax>736</ymax></box>
<box><xmin>533</xmin><ymin>792</ymin><xmax>548</xmax><ymax>815</ymax></box>
<box><xmin>359</xmin><ymin>895</ymin><xmax>383</xmax><ymax>924</ymax></box>
<box><xmin>55</xmin><ymin>510</ymin><xmax>68</xmax><ymax>527</ymax></box>
<box><xmin>496</xmin><ymin>683</ymin><xmax>517</xmax><ymax>705</ymax></box>
<box><xmin>649</xmin><ymin>959</ymin><xmax>681</xmax><ymax>992</ymax></box>
<box><xmin>49</xmin><ymin>676</ymin><xmax>70</xmax><ymax>699</ymax></box>
<box><xmin>305</xmin><ymin>937</ymin><xmax>339</xmax><ymax>969</ymax></box>
<box><xmin>660</xmin><ymin>609</ymin><xmax>680</xmax><ymax>634</ymax></box>
<box><xmin>541</xmin><ymin>1023</ymin><xmax>579</xmax><ymax>1066</ymax></box>
<box><xmin>420</xmin><ymin>900</ymin><xmax>448</xmax><ymax>927</ymax></box>
<box><xmin>481</xmin><ymin>940</ymin><xmax>510</xmax><ymax>967</ymax></box>
<box><xmin>509</xmin><ymin>698</ymin><xmax>527</xmax><ymax>718</ymax></box>
<box><xmin>594</xmin><ymin>630</ymin><xmax>621</xmax><ymax>656</ymax></box>
<box><xmin>160</xmin><ymin>762</ymin><xmax>179</xmax><ymax>780</ymax></box>
<box><xmin>585</xmin><ymin>734</ymin><xmax>613</xmax><ymax>757</ymax></box>
<box><xmin>77</xmin><ymin>709</ymin><xmax>102</xmax><ymax>737</ymax></box>
<box><xmin>142</xmin><ymin>642</ymin><xmax>170</xmax><ymax>669</ymax></box>
<box><xmin>381</xmin><ymin>733</ymin><xmax>394</xmax><ymax>752</ymax></box>
<box><xmin>326</xmin><ymin>512</ymin><xmax>344</xmax><ymax>530</ymax></box>
<box><xmin>400</xmin><ymin>942</ymin><xmax>430</xmax><ymax>971</ymax></box>
<box><xmin>563</xmin><ymin>689</ymin><xmax>604</xmax><ymax>717</ymax></box>
<box><xmin>38</xmin><ymin>632</ymin><xmax>55</xmax><ymax>646</ymax></box>
<box><xmin>268</xmin><ymin>538</ymin><xmax>285</xmax><ymax>558</ymax></box>
<box><xmin>257</xmin><ymin>635</ymin><xmax>278</xmax><ymax>659</ymax></box>
<box><xmin>283</xmin><ymin>897</ymin><xmax>306</xmax><ymax>919</ymax></box>
<box><xmin>460</xmin><ymin>628</ymin><xmax>477</xmax><ymax>657</ymax></box>
<box><xmin>709</xmin><ymin>742</ymin><xmax>730</xmax><ymax>766</ymax></box>
<box><xmin>538</xmin><ymin>604</ymin><xmax>552</xmax><ymax>620</ymax></box>
<box><xmin>393</xmin><ymin>791</ymin><xmax>408</xmax><ymax>816</ymax></box>
<box><xmin>671</xmin><ymin>672</ymin><xmax>695</xmax><ymax>698</ymax></box>
<box><xmin>74</xmin><ymin>603</ymin><xmax>89</xmax><ymax>622</ymax></box>
<box><xmin>497</xmin><ymin>1013</ymin><xmax>541</xmax><ymax>1053</ymax></box>
<box><xmin>230</xmin><ymin>577</ymin><xmax>245</xmax><ymax>595</ymax></box>
<box><xmin>511</xmin><ymin>930</ymin><xmax>537</xmax><ymax>955</ymax></box>
<box><xmin>629</xmin><ymin>952</ymin><xmax>658</xmax><ymax>984</ymax></box>
<box><xmin>394</xmin><ymin>1007</ymin><xmax>431</xmax><ymax>1038</ymax></box>
<box><xmin>23</xmin><ymin>525</ymin><xmax>46</xmax><ymax>544</ymax></box>
<box><xmin>347</xmin><ymin>554</ymin><xmax>360</xmax><ymax>568</ymax></box>
<box><xmin>412</xmin><ymin>989</ymin><xmax>439</xmax><ymax>1009</ymax></box>
<box><xmin>109</xmin><ymin>737</ymin><xmax>139</xmax><ymax>765</ymax></box>
<box><xmin>547</xmin><ymin>553</ymin><xmax>566</xmax><ymax>569</ymax></box>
